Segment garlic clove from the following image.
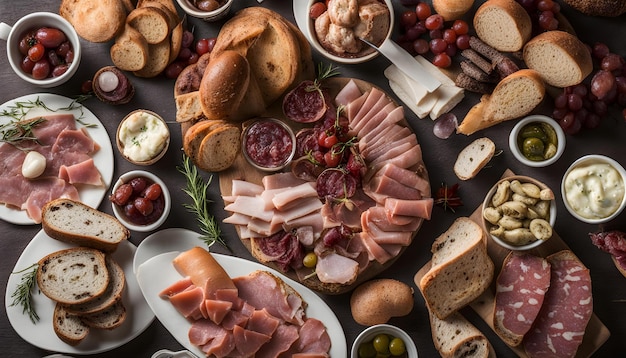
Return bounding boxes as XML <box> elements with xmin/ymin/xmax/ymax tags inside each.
<box><xmin>22</xmin><ymin>151</ymin><xmax>47</xmax><ymax>178</ymax></box>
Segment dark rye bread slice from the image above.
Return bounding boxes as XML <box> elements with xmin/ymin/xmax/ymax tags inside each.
<box><xmin>53</xmin><ymin>303</ymin><xmax>90</xmax><ymax>346</ymax></box>
<box><xmin>37</xmin><ymin>247</ymin><xmax>110</xmax><ymax>305</ymax></box>
<box><xmin>42</xmin><ymin>198</ymin><xmax>130</xmax><ymax>253</ymax></box>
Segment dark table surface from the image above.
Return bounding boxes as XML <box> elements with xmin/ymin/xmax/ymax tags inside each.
<box><xmin>1</xmin><ymin>1</ymin><xmax>625</xmax><ymax>357</ymax></box>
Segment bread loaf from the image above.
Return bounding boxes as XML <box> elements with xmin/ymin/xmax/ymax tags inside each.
<box><xmin>523</xmin><ymin>30</ymin><xmax>593</xmax><ymax>88</ymax></box>
<box><xmin>473</xmin><ymin>0</ymin><xmax>532</xmax><ymax>52</ymax></box>
<box><xmin>561</xmin><ymin>0</ymin><xmax>626</xmax><ymax>16</ymax></box>
<box><xmin>41</xmin><ymin>198</ymin><xmax>130</xmax><ymax>253</ymax></box>
<box><xmin>429</xmin><ymin>310</ymin><xmax>492</xmax><ymax>358</ymax></box>
<box><xmin>419</xmin><ymin>217</ymin><xmax>494</xmax><ymax>320</ymax></box>
<box><xmin>37</xmin><ymin>247</ymin><xmax>110</xmax><ymax>305</ymax></box>
<box><xmin>457</xmin><ymin>69</ymin><xmax>545</xmax><ymax>135</ymax></box>
<box><xmin>433</xmin><ymin>0</ymin><xmax>476</xmax><ymax>21</ymax></box>
<box><xmin>59</xmin><ymin>0</ymin><xmax>126</xmax><ymax>43</ymax></box>
<box><xmin>454</xmin><ymin>137</ymin><xmax>496</xmax><ymax>180</ymax></box>
<box><xmin>53</xmin><ymin>303</ymin><xmax>90</xmax><ymax>346</ymax></box>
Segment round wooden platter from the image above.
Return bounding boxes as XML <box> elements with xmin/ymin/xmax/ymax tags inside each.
<box><xmin>218</xmin><ymin>77</ymin><xmax>430</xmax><ymax>295</ymax></box>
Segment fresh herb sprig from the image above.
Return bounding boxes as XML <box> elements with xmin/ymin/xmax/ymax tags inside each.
<box><xmin>10</xmin><ymin>263</ymin><xmax>39</xmax><ymax>324</ymax></box>
<box><xmin>0</xmin><ymin>117</ymin><xmax>47</xmax><ymax>147</ymax></box>
<box><xmin>178</xmin><ymin>154</ymin><xmax>229</xmax><ymax>251</ymax></box>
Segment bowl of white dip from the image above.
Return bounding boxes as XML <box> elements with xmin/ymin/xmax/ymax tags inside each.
<box><xmin>561</xmin><ymin>155</ymin><xmax>626</xmax><ymax>224</ymax></box>
<box><xmin>117</xmin><ymin>109</ymin><xmax>170</xmax><ymax>166</ymax></box>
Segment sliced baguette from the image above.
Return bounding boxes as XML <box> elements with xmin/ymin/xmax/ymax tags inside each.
<box><xmin>110</xmin><ymin>24</ymin><xmax>149</xmax><ymax>72</ymax></box>
<box><xmin>64</xmin><ymin>256</ymin><xmax>126</xmax><ymax>315</ymax></box>
<box><xmin>429</xmin><ymin>310</ymin><xmax>492</xmax><ymax>358</ymax></box>
<box><xmin>523</xmin><ymin>30</ymin><xmax>593</xmax><ymax>88</ymax></box>
<box><xmin>454</xmin><ymin>137</ymin><xmax>496</xmax><ymax>180</ymax></box>
<box><xmin>473</xmin><ymin>0</ymin><xmax>532</xmax><ymax>52</ymax></box>
<box><xmin>196</xmin><ymin>125</ymin><xmax>242</xmax><ymax>172</ymax></box>
<box><xmin>80</xmin><ymin>300</ymin><xmax>127</xmax><ymax>330</ymax></box>
<box><xmin>457</xmin><ymin>69</ymin><xmax>545</xmax><ymax>135</ymax></box>
<box><xmin>37</xmin><ymin>247</ymin><xmax>110</xmax><ymax>305</ymax></box>
<box><xmin>419</xmin><ymin>217</ymin><xmax>494</xmax><ymax>320</ymax></box>
<box><xmin>53</xmin><ymin>303</ymin><xmax>90</xmax><ymax>346</ymax></box>
<box><xmin>134</xmin><ymin>39</ymin><xmax>171</xmax><ymax>78</ymax></box>
<box><xmin>126</xmin><ymin>6</ymin><xmax>170</xmax><ymax>45</ymax></box>
<box><xmin>41</xmin><ymin>198</ymin><xmax>130</xmax><ymax>253</ymax></box>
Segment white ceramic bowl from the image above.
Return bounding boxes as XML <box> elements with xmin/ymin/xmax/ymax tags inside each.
<box><xmin>0</xmin><ymin>12</ymin><xmax>81</xmax><ymax>88</ymax></box>
<box><xmin>561</xmin><ymin>155</ymin><xmax>626</xmax><ymax>224</ymax></box>
<box><xmin>509</xmin><ymin>115</ymin><xmax>566</xmax><ymax>167</ymax></box>
<box><xmin>111</xmin><ymin>170</ymin><xmax>171</xmax><ymax>232</ymax></box>
<box><xmin>116</xmin><ymin>109</ymin><xmax>170</xmax><ymax>166</ymax></box>
<box><xmin>482</xmin><ymin>176</ymin><xmax>557</xmax><ymax>251</ymax></box>
<box><xmin>175</xmin><ymin>0</ymin><xmax>233</xmax><ymax>22</ymax></box>
<box><xmin>351</xmin><ymin>324</ymin><xmax>418</xmax><ymax>358</ymax></box>
<box><xmin>307</xmin><ymin>0</ymin><xmax>394</xmax><ymax>64</ymax></box>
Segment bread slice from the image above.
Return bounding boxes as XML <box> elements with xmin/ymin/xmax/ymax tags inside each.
<box><xmin>126</xmin><ymin>6</ymin><xmax>170</xmax><ymax>44</ymax></box>
<box><xmin>41</xmin><ymin>198</ymin><xmax>130</xmax><ymax>253</ymax></box>
<box><xmin>80</xmin><ymin>300</ymin><xmax>127</xmax><ymax>330</ymax></box>
<box><xmin>176</xmin><ymin>91</ymin><xmax>205</xmax><ymax>123</ymax></box>
<box><xmin>197</xmin><ymin>125</ymin><xmax>242</xmax><ymax>172</ymax></box>
<box><xmin>419</xmin><ymin>217</ymin><xmax>494</xmax><ymax>319</ymax></box>
<box><xmin>110</xmin><ymin>24</ymin><xmax>149</xmax><ymax>72</ymax></box>
<box><xmin>134</xmin><ymin>39</ymin><xmax>171</xmax><ymax>78</ymax></box>
<box><xmin>59</xmin><ymin>0</ymin><xmax>126</xmax><ymax>43</ymax></box>
<box><xmin>183</xmin><ymin>119</ymin><xmax>227</xmax><ymax>160</ymax></box>
<box><xmin>454</xmin><ymin>137</ymin><xmax>496</xmax><ymax>180</ymax></box>
<box><xmin>473</xmin><ymin>0</ymin><xmax>532</xmax><ymax>52</ymax></box>
<box><xmin>64</xmin><ymin>256</ymin><xmax>126</xmax><ymax>315</ymax></box>
<box><xmin>37</xmin><ymin>247</ymin><xmax>110</xmax><ymax>305</ymax></box>
<box><xmin>429</xmin><ymin>310</ymin><xmax>492</xmax><ymax>358</ymax></box>
<box><xmin>457</xmin><ymin>69</ymin><xmax>545</xmax><ymax>135</ymax></box>
<box><xmin>523</xmin><ymin>30</ymin><xmax>593</xmax><ymax>88</ymax></box>
<box><xmin>53</xmin><ymin>303</ymin><xmax>90</xmax><ymax>346</ymax></box>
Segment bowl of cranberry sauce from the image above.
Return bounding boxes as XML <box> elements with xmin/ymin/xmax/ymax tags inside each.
<box><xmin>242</xmin><ymin>117</ymin><xmax>296</xmax><ymax>172</ymax></box>
<box><xmin>109</xmin><ymin>170</ymin><xmax>171</xmax><ymax>232</ymax></box>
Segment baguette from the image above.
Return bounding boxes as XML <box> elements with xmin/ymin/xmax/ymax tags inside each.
<box><xmin>110</xmin><ymin>24</ymin><xmax>149</xmax><ymax>72</ymax></box>
<box><xmin>473</xmin><ymin>0</ymin><xmax>532</xmax><ymax>52</ymax></box>
<box><xmin>41</xmin><ymin>198</ymin><xmax>130</xmax><ymax>253</ymax></box>
<box><xmin>429</xmin><ymin>310</ymin><xmax>492</xmax><ymax>358</ymax></box>
<box><xmin>37</xmin><ymin>247</ymin><xmax>110</xmax><ymax>305</ymax></box>
<box><xmin>53</xmin><ymin>303</ymin><xmax>90</xmax><ymax>346</ymax></box>
<box><xmin>419</xmin><ymin>217</ymin><xmax>494</xmax><ymax>320</ymax></box>
<box><xmin>454</xmin><ymin>137</ymin><xmax>496</xmax><ymax>180</ymax></box>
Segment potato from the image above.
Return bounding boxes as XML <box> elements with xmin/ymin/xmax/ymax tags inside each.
<box><xmin>350</xmin><ymin>279</ymin><xmax>414</xmax><ymax>326</ymax></box>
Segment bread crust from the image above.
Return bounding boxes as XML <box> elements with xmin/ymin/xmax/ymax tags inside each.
<box><xmin>473</xmin><ymin>0</ymin><xmax>532</xmax><ymax>52</ymax></box>
<box><xmin>60</xmin><ymin>0</ymin><xmax>126</xmax><ymax>43</ymax></box>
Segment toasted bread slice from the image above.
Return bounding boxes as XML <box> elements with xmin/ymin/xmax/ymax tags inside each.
<box><xmin>133</xmin><ymin>39</ymin><xmax>171</xmax><ymax>78</ymax></box>
<box><xmin>183</xmin><ymin>119</ymin><xmax>228</xmax><ymax>160</ymax></box>
<box><xmin>110</xmin><ymin>24</ymin><xmax>149</xmax><ymax>72</ymax></box>
<box><xmin>196</xmin><ymin>125</ymin><xmax>241</xmax><ymax>172</ymax></box>
<box><xmin>80</xmin><ymin>300</ymin><xmax>127</xmax><ymax>330</ymax></box>
<box><xmin>175</xmin><ymin>91</ymin><xmax>205</xmax><ymax>123</ymax></box>
<box><xmin>126</xmin><ymin>6</ymin><xmax>170</xmax><ymax>44</ymax></box>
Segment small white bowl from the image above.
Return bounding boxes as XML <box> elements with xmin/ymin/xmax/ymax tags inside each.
<box><xmin>116</xmin><ymin>109</ymin><xmax>170</xmax><ymax>166</ymax></box>
<box><xmin>561</xmin><ymin>155</ymin><xmax>626</xmax><ymax>224</ymax></box>
<box><xmin>175</xmin><ymin>0</ymin><xmax>233</xmax><ymax>22</ymax></box>
<box><xmin>351</xmin><ymin>324</ymin><xmax>418</xmax><ymax>358</ymax></box>
<box><xmin>111</xmin><ymin>170</ymin><xmax>171</xmax><ymax>232</ymax></box>
<box><xmin>307</xmin><ymin>0</ymin><xmax>394</xmax><ymax>64</ymax></box>
<box><xmin>482</xmin><ymin>176</ymin><xmax>557</xmax><ymax>251</ymax></box>
<box><xmin>509</xmin><ymin>115</ymin><xmax>565</xmax><ymax>167</ymax></box>
<box><xmin>0</xmin><ymin>12</ymin><xmax>81</xmax><ymax>88</ymax></box>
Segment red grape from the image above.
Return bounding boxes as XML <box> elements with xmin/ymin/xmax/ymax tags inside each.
<box><xmin>432</xmin><ymin>53</ymin><xmax>452</xmax><ymax>68</ymax></box>
<box><xmin>31</xmin><ymin>60</ymin><xmax>50</xmax><ymax>80</ymax></box>
<box><xmin>413</xmin><ymin>38</ymin><xmax>429</xmax><ymax>54</ymax></box>
<box><xmin>401</xmin><ymin>10</ymin><xmax>418</xmax><ymax>28</ymax></box>
<box><xmin>415</xmin><ymin>2</ymin><xmax>431</xmax><ymax>21</ymax></box>
<box><xmin>424</xmin><ymin>14</ymin><xmax>444</xmax><ymax>30</ymax></box>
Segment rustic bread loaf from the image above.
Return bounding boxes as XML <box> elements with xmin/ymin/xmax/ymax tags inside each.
<box><xmin>42</xmin><ymin>198</ymin><xmax>130</xmax><ymax>253</ymax></box>
<box><xmin>80</xmin><ymin>300</ymin><xmax>127</xmax><ymax>330</ymax></box>
<box><xmin>454</xmin><ymin>137</ymin><xmax>496</xmax><ymax>180</ymax></box>
<box><xmin>473</xmin><ymin>0</ymin><xmax>532</xmax><ymax>52</ymax></box>
<box><xmin>37</xmin><ymin>247</ymin><xmax>110</xmax><ymax>305</ymax></box>
<box><xmin>457</xmin><ymin>69</ymin><xmax>545</xmax><ymax>135</ymax></box>
<box><xmin>429</xmin><ymin>310</ymin><xmax>492</xmax><ymax>358</ymax></box>
<box><xmin>59</xmin><ymin>0</ymin><xmax>126</xmax><ymax>43</ymax></box>
<box><xmin>561</xmin><ymin>0</ymin><xmax>626</xmax><ymax>16</ymax></box>
<box><xmin>110</xmin><ymin>24</ymin><xmax>150</xmax><ymax>72</ymax></box>
<box><xmin>419</xmin><ymin>217</ymin><xmax>494</xmax><ymax>320</ymax></box>
<box><xmin>125</xmin><ymin>6</ymin><xmax>171</xmax><ymax>44</ymax></box>
<box><xmin>53</xmin><ymin>303</ymin><xmax>90</xmax><ymax>346</ymax></box>
<box><xmin>523</xmin><ymin>30</ymin><xmax>593</xmax><ymax>88</ymax></box>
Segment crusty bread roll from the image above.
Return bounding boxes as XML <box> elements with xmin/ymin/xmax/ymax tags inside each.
<box><xmin>562</xmin><ymin>0</ymin><xmax>626</xmax><ymax>16</ymax></box>
<box><xmin>457</xmin><ymin>69</ymin><xmax>545</xmax><ymax>135</ymax></box>
<box><xmin>473</xmin><ymin>0</ymin><xmax>532</xmax><ymax>52</ymax></box>
<box><xmin>60</xmin><ymin>0</ymin><xmax>126</xmax><ymax>43</ymax></box>
<box><xmin>523</xmin><ymin>30</ymin><xmax>593</xmax><ymax>88</ymax></box>
<box><xmin>433</xmin><ymin>0</ymin><xmax>475</xmax><ymax>21</ymax></box>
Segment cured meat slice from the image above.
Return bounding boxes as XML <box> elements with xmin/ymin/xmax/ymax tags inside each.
<box><xmin>493</xmin><ymin>252</ymin><xmax>551</xmax><ymax>347</ymax></box>
<box><xmin>523</xmin><ymin>250</ymin><xmax>593</xmax><ymax>358</ymax></box>
<box><xmin>334</xmin><ymin>78</ymin><xmax>361</xmax><ymax>106</ymax></box>
<box><xmin>58</xmin><ymin>158</ymin><xmax>103</xmax><ymax>186</ymax></box>
<box><xmin>315</xmin><ymin>252</ymin><xmax>359</xmax><ymax>284</ymax></box>
<box><xmin>384</xmin><ymin>197</ymin><xmax>433</xmax><ymax>219</ymax></box>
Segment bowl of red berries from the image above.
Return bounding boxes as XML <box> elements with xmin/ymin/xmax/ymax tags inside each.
<box><xmin>0</xmin><ymin>12</ymin><xmax>81</xmax><ymax>87</ymax></box>
<box><xmin>109</xmin><ymin>170</ymin><xmax>171</xmax><ymax>232</ymax></box>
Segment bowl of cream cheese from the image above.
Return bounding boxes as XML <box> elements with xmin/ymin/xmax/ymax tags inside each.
<box><xmin>561</xmin><ymin>155</ymin><xmax>626</xmax><ymax>224</ymax></box>
<box><xmin>117</xmin><ymin>109</ymin><xmax>170</xmax><ymax>166</ymax></box>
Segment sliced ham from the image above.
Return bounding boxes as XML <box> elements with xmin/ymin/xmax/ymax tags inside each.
<box><xmin>31</xmin><ymin>114</ymin><xmax>76</xmax><ymax>146</ymax></box>
<box><xmin>190</xmin><ymin>320</ymin><xmax>235</xmax><ymax>357</ymax></box>
<box><xmin>232</xmin><ymin>325</ymin><xmax>271</xmax><ymax>357</ymax></box>
<box><xmin>271</xmin><ymin>196</ymin><xmax>324</xmax><ymax>224</ymax></box>
<box><xmin>223</xmin><ymin>212</ymin><xmax>251</xmax><ymax>226</ymax></box>
<box><xmin>353</xmin><ymin>100</ymin><xmax>395</xmax><ymax>135</ymax></box>
<box><xmin>247</xmin><ymin>308</ymin><xmax>280</xmax><ymax>336</ymax></box>
<box><xmin>159</xmin><ymin>276</ymin><xmax>194</xmax><ymax>298</ymax></box>
<box><xmin>334</xmin><ymin>78</ymin><xmax>362</xmax><ymax>107</ymax></box>
<box><xmin>362</xmin><ymin>131</ymin><xmax>417</xmax><ymax>161</ymax></box>
<box><xmin>52</xmin><ymin>128</ymin><xmax>98</xmax><ymax>154</ymax></box>
<box><xmin>296</xmin><ymin>318</ymin><xmax>332</xmax><ymax>353</ymax></box>
<box><xmin>204</xmin><ymin>299</ymin><xmax>233</xmax><ymax>325</ymax></box>
<box><xmin>350</xmin><ymin>88</ymin><xmax>384</xmax><ymax>126</ymax></box>
<box><xmin>364</xmin><ymin>221</ymin><xmax>413</xmax><ymax>246</ymax></box>
<box><xmin>356</xmin><ymin>231</ymin><xmax>393</xmax><ymax>264</ymax></box>
<box><xmin>366</xmin><ymin>173</ymin><xmax>423</xmax><ymax>203</ymax></box>
<box><xmin>375</xmin><ymin>162</ymin><xmax>430</xmax><ymax>197</ymax></box>
<box><xmin>360</xmin><ymin>124</ymin><xmax>410</xmax><ymax>151</ymax></box>
<box><xmin>384</xmin><ymin>197</ymin><xmax>433</xmax><ymax>220</ymax></box>
<box><xmin>272</xmin><ymin>182</ymin><xmax>318</xmax><ymax>210</ymax></box>
<box><xmin>371</xmin><ymin>144</ymin><xmax>423</xmax><ymax>172</ymax></box>
<box><xmin>168</xmin><ymin>286</ymin><xmax>205</xmax><ymax>320</ymax></box>
<box><xmin>224</xmin><ymin>196</ymin><xmax>273</xmax><ymax>222</ymax></box>
<box><xmin>58</xmin><ymin>158</ymin><xmax>103</xmax><ymax>186</ymax></box>
<box><xmin>346</xmin><ymin>91</ymin><xmax>368</xmax><ymax>122</ymax></box>
<box><xmin>356</xmin><ymin>104</ymin><xmax>403</xmax><ymax>138</ymax></box>
<box><xmin>231</xmin><ymin>179</ymin><xmax>264</xmax><ymax>197</ymax></box>
<box><xmin>255</xmin><ymin>324</ymin><xmax>300</xmax><ymax>358</ymax></box>
<box><xmin>362</xmin><ymin>206</ymin><xmax>421</xmax><ymax>232</ymax></box>
<box><xmin>21</xmin><ymin>177</ymin><xmax>80</xmax><ymax>223</ymax></box>
<box><xmin>282</xmin><ymin>211</ymin><xmax>325</xmax><ymax>241</ymax></box>
<box><xmin>262</xmin><ymin>172</ymin><xmax>306</xmax><ymax>190</ymax></box>
<box><xmin>315</xmin><ymin>252</ymin><xmax>359</xmax><ymax>284</ymax></box>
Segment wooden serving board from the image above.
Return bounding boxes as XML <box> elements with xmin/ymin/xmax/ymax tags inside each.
<box><xmin>219</xmin><ymin>77</ymin><xmax>429</xmax><ymax>294</ymax></box>
<box><xmin>414</xmin><ymin>169</ymin><xmax>610</xmax><ymax>357</ymax></box>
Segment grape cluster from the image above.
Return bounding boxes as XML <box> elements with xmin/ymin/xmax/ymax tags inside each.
<box><xmin>396</xmin><ymin>2</ymin><xmax>471</xmax><ymax>68</ymax></box>
<box><xmin>163</xmin><ymin>31</ymin><xmax>216</xmax><ymax>79</ymax></box>
<box><xmin>515</xmin><ymin>0</ymin><xmax>561</xmax><ymax>32</ymax></box>
<box><xmin>552</xmin><ymin>43</ymin><xmax>626</xmax><ymax>135</ymax></box>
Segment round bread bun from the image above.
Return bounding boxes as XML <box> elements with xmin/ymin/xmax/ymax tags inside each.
<box><xmin>60</xmin><ymin>0</ymin><xmax>126</xmax><ymax>43</ymax></box>
<box><xmin>433</xmin><ymin>0</ymin><xmax>475</xmax><ymax>21</ymax></box>
<box><xmin>561</xmin><ymin>0</ymin><xmax>626</xmax><ymax>17</ymax></box>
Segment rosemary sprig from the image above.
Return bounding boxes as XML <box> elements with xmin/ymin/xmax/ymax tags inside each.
<box><xmin>316</xmin><ymin>62</ymin><xmax>340</xmax><ymax>81</ymax></box>
<box><xmin>10</xmin><ymin>263</ymin><xmax>39</xmax><ymax>324</ymax></box>
<box><xmin>0</xmin><ymin>117</ymin><xmax>47</xmax><ymax>147</ymax></box>
<box><xmin>177</xmin><ymin>154</ymin><xmax>230</xmax><ymax>251</ymax></box>
<box><xmin>0</xmin><ymin>95</ymin><xmax>96</xmax><ymax>127</ymax></box>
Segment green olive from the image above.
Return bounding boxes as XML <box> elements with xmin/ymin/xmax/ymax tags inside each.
<box><xmin>540</xmin><ymin>122</ymin><xmax>558</xmax><ymax>146</ymax></box>
<box><xmin>302</xmin><ymin>252</ymin><xmax>317</xmax><ymax>268</ymax></box>
<box><xmin>520</xmin><ymin>124</ymin><xmax>548</xmax><ymax>142</ymax></box>
<box><xmin>373</xmin><ymin>334</ymin><xmax>390</xmax><ymax>354</ymax></box>
<box><xmin>358</xmin><ymin>341</ymin><xmax>377</xmax><ymax>358</ymax></box>
<box><xmin>389</xmin><ymin>337</ymin><xmax>406</xmax><ymax>356</ymax></box>
<box><xmin>522</xmin><ymin>137</ymin><xmax>545</xmax><ymax>159</ymax></box>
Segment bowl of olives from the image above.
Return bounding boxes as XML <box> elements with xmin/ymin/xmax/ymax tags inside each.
<box><xmin>509</xmin><ymin>115</ymin><xmax>565</xmax><ymax>167</ymax></box>
<box><xmin>352</xmin><ymin>324</ymin><xmax>417</xmax><ymax>358</ymax></box>
<box><xmin>110</xmin><ymin>170</ymin><xmax>171</xmax><ymax>232</ymax></box>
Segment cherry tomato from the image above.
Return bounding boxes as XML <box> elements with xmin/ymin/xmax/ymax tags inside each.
<box><xmin>309</xmin><ymin>2</ymin><xmax>327</xmax><ymax>20</ymax></box>
<box><xmin>324</xmin><ymin>150</ymin><xmax>342</xmax><ymax>167</ymax></box>
<box><xmin>318</xmin><ymin>130</ymin><xmax>338</xmax><ymax>149</ymax></box>
<box><xmin>27</xmin><ymin>43</ymin><xmax>45</xmax><ymax>62</ymax></box>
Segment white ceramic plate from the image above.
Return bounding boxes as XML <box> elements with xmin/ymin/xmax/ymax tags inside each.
<box><xmin>293</xmin><ymin>2</ymin><xmax>311</xmax><ymax>42</ymax></box>
<box><xmin>0</xmin><ymin>93</ymin><xmax>114</xmax><ymax>225</ymax></box>
<box><xmin>5</xmin><ymin>231</ymin><xmax>155</xmax><ymax>354</ymax></box>
<box><xmin>135</xmin><ymin>228</ymin><xmax>346</xmax><ymax>357</ymax></box>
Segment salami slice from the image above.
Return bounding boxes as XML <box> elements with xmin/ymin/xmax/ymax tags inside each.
<box><xmin>493</xmin><ymin>252</ymin><xmax>551</xmax><ymax>347</ymax></box>
<box><xmin>523</xmin><ymin>250</ymin><xmax>593</xmax><ymax>358</ymax></box>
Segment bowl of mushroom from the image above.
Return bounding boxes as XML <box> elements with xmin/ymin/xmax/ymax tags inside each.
<box><xmin>482</xmin><ymin>176</ymin><xmax>556</xmax><ymax>251</ymax></box>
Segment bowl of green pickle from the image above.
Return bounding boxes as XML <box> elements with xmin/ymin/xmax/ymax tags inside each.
<box><xmin>352</xmin><ymin>324</ymin><xmax>417</xmax><ymax>358</ymax></box>
<box><xmin>509</xmin><ymin>115</ymin><xmax>565</xmax><ymax>167</ymax></box>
